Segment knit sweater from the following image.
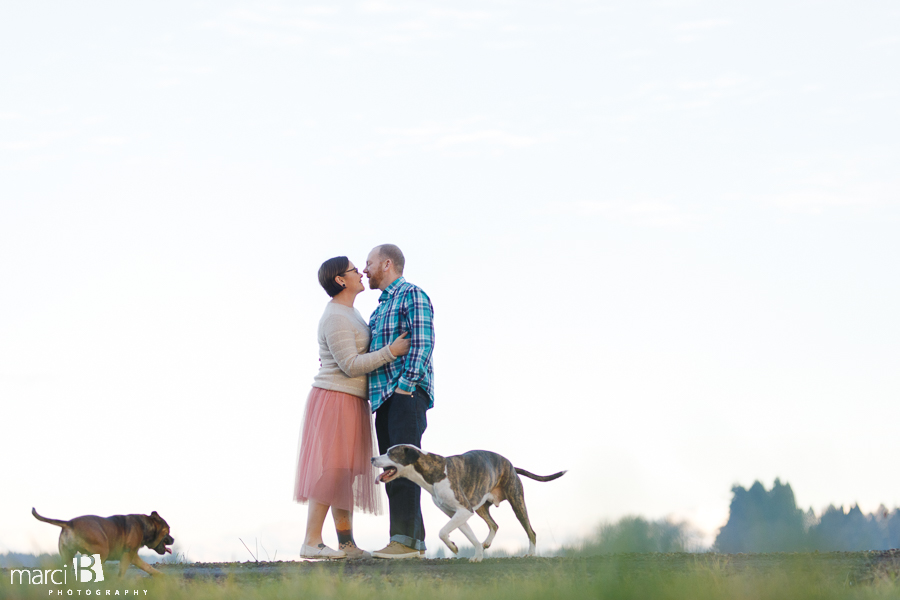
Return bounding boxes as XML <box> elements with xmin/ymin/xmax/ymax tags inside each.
<box><xmin>312</xmin><ymin>302</ymin><xmax>396</xmax><ymax>400</ymax></box>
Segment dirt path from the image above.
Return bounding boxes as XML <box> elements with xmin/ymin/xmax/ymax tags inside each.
<box><xmin>150</xmin><ymin>550</ymin><xmax>900</xmax><ymax>584</ymax></box>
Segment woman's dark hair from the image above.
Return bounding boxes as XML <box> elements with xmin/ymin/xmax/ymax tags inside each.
<box><xmin>318</xmin><ymin>256</ymin><xmax>350</xmax><ymax>297</ymax></box>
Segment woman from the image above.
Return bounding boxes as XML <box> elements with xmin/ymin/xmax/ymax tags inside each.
<box><xmin>294</xmin><ymin>256</ymin><xmax>410</xmax><ymax>559</ymax></box>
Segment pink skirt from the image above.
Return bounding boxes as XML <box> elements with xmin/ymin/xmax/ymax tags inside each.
<box><xmin>293</xmin><ymin>387</ymin><xmax>383</xmax><ymax>515</ymax></box>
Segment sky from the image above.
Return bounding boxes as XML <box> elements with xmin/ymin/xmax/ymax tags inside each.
<box><xmin>2</xmin><ymin>0</ymin><xmax>899</xmax><ymax>561</ymax></box>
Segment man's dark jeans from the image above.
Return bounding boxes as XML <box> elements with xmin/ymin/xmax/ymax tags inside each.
<box><xmin>375</xmin><ymin>388</ymin><xmax>429</xmax><ymax>551</ymax></box>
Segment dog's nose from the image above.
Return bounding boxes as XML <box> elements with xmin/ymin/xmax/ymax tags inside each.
<box><xmin>370</xmin><ymin>457</ymin><xmax>375</xmax><ymax>464</ymax></box>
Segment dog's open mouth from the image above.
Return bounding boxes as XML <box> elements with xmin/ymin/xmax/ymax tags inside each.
<box><xmin>154</xmin><ymin>537</ymin><xmax>174</xmax><ymax>555</ymax></box>
<box><xmin>378</xmin><ymin>467</ymin><xmax>397</xmax><ymax>483</ymax></box>
<box><xmin>153</xmin><ymin>542</ymin><xmax>172</xmax><ymax>555</ymax></box>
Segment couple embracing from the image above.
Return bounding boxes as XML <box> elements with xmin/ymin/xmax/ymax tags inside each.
<box><xmin>293</xmin><ymin>244</ymin><xmax>434</xmax><ymax>560</ymax></box>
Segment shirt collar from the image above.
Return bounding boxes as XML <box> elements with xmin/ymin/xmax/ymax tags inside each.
<box><xmin>378</xmin><ymin>277</ymin><xmax>406</xmax><ymax>302</ymax></box>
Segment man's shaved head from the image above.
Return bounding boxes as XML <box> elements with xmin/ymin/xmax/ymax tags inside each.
<box><xmin>374</xmin><ymin>244</ymin><xmax>405</xmax><ymax>275</ymax></box>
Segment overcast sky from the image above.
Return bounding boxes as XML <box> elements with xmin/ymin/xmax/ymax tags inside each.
<box><xmin>2</xmin><ymin>1</ymin><xmax>899</xmax><ymax>560</ymax></box>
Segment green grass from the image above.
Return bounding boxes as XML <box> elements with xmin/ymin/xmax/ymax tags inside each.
<box><xmin>3</xmin><ymin>554</ymin><xmax>900</xmax><ymax>600</ymax></box>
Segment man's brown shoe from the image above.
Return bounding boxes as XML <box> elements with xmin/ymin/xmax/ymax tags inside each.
<box><xmin>371</xmin><ymin>541</ymin><xmax>421</xmax><ymax>559</ymax></box>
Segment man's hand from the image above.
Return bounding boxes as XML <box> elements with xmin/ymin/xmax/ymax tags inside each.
<box><xmin>395</xmin><ymin>389</ymin><xmax>412</xmax><ymax>395</ymax></box>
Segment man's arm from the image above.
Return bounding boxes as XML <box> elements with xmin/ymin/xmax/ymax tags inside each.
<box><xmin>396</xmin><ymin>287</ymin><xmax>434</xmax><ymax>394</ymax></box>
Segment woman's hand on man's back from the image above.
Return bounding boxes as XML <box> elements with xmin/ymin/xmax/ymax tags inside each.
<box><xmin>389</xmin><ymin>331</ymin><xmax>411</xmax><ymax>357</ymax></box>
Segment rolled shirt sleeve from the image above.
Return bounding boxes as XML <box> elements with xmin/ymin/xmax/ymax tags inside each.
<box><xmin>396</xmin><ymin>287</ymin><xmax>435</xmax><ymax>393</ymax></box>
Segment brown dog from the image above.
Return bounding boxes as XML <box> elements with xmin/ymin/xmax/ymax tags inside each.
<box><xmin>32</xmin><ymin>508</ymin><xmax>174</xmax><ymax>577</ymax></box>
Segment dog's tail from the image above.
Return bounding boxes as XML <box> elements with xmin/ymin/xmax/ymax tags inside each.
<box><xmin>32</xmin><ymin>508</ymin><xmax>70</xmax><ymax>528</ymax></box>
<box><xmin>515</xmin><ymin>468</ymin><xmax>567</xmax><ymax>482</ymax></box>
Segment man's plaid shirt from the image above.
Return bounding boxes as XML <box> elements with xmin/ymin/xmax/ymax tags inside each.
<box><xmin>368</xmin><ymin>277</ymin><xmax>435</xmax><ymax>412</ymax></box>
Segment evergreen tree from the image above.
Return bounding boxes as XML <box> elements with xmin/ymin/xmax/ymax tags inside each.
<box><xmin>714</xmin><ymin>479</ymin><xmax>807</xmax><ymax>552</ymax></box>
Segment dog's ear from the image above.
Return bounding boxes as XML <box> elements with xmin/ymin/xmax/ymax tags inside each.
<box><xmin>401</xmin><ymin>446</ymin><xmax>421</xmax><ymax>466</ymax></box>
<box><xmin>151</xmin><ymin>511</ymin><xmax>160</xmax><ymax>520</ymax></box>
<box><xmin>140</xmin><ymin>515</ymin><xmax>158</xmax><ymax>545</ymax></box>
<box><xmin>414</xmin><ymin>453</ymin><xmax>447</xmax><ymax>485</ymax></box>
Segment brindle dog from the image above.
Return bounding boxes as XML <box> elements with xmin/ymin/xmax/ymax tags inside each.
<box><xmin>372</xmin><ymin>445</ymin><xmax>565</xmax><ymax>562</ymax></box>
<box><xmin>32</xmin><ymin>508</ymin><xmax>174</xmax><ymax>576</ymax></box>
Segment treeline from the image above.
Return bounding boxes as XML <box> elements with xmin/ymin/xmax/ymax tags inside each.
<box><xmin>0</xmin><ymin>552</ymin><xmax>58</xmax><ymax>568</ymax></box>
<box><xmin>558</xmin><ymin>516</ymin><xmax>704</xmax><ymax>555</ymax></box>
<box><xmin>559</xmin><ymin>479</ymin><xmax>900</xmax><ymax>556</ymax></box>
<box><xmin>0</xmin><ymin>551</ymin><xmax>171</xmax><ymax>568</ymax></box>
<box><xmin>715</xmin><ymin>479</ymin><xmax>900</xmax><ymax>553</ymax></box>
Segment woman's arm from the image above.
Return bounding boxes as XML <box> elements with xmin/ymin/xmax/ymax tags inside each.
<box><xmin>323</xmin><ymin>314</ymin><xmax>396</xmax><ymax>378</ymax></box>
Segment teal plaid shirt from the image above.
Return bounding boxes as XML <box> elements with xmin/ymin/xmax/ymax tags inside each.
<box><xmin>368</xmin><ymin>277</ymin><xmax>435</xmax><ymax>412</ymax></box>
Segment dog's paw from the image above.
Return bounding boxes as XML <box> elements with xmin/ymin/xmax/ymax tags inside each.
<box><xmin>447</xmin><ymin>541</ymin><xmax>458</xmax><ymax>555</ymax></box>
<box><xmin>482</xmin><ymin>541</ymin><xmax>491</xmax><ymax>549</ymax></box>
<box><xmin>469</xmin><ymin>555</ymin><xmax>483</xmax><ymax>563</ymax></box>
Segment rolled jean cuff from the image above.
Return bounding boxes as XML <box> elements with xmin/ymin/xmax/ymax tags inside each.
<box><xmin>391</xmin><ymin>534</ymin><xmax>426</xmax><ymax>551</ymax></box>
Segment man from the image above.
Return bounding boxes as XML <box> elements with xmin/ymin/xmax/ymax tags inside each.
<box><xmin>364</xmin><ymin>244</ymin><xmax>435</xmax><ymax>559</ymax></box>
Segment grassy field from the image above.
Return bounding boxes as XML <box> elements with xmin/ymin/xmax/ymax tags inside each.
<box><xmin>4</xmin><ymin>552</ymin><xmax>900</xmax><ymax>599</ymax></box>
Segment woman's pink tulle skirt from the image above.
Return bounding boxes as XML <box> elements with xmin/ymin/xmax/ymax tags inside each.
<box><xmin>293</xmin><ymin>387</ymin><xmax>383</xmax><ymax>515</ymax></box>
